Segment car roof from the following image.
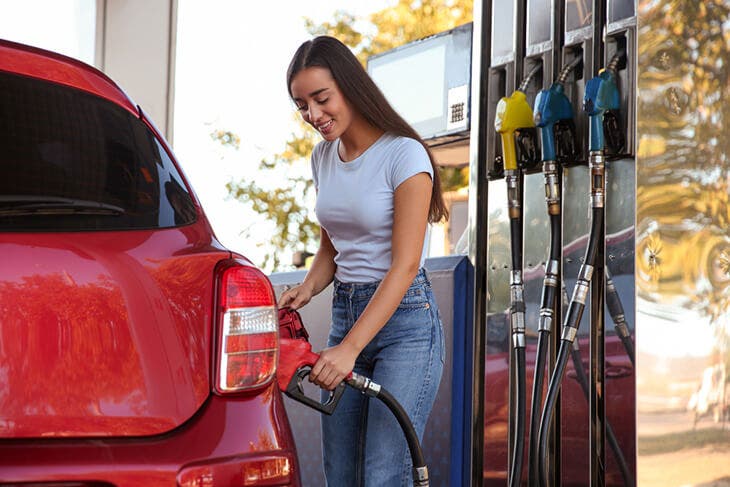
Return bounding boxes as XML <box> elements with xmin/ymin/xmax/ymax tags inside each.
<box><xmin>0</xmin><ymin>39</ymin><xmax>138</xmax><ymax>115</ymax></box>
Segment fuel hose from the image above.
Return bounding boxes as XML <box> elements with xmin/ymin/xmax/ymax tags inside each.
<box><xmin>528</xmin><ymin>55</ymin><xmax>581</xmax><ymax>486</ymax></box>
<box><xmin>346</xmin><ymin>372</ymin><xmax>430</xmax><ymax>487</ymax></box>
<box><xmin>537</xmin><ymin>206</ymin><xmax>603</xmax><ymax>487</ymax></box>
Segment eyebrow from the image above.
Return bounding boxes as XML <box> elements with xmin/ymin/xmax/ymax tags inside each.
<box><xmin>293</xmin><ymin>88</ymin><xmax>329</xmax><ymax>102</ymax></box>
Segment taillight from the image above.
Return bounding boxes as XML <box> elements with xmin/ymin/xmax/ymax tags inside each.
<box><xmin>177</xmin><ymin>453</ymin><xmax>294</xmax><ymax>486</ymax></box>
<box><xmin>215</xmin><ymin>262</ymin><xmax>278</xmax><ymax>393</ymax></box>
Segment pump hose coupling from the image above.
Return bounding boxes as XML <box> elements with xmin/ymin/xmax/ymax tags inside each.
<box><xmin>506</xmin><ymin>169</ymin><xmax>522</xmax><ymax>218</ymax></box>
<box><xmin>346</xmin><ymin>372</ymin><xmax>381</xmax><ymax>397</ymax></box>
<box><xmin>589</xmin><ymin>151</ymin><xmax>606</xmax><ymax>208</ymax></box>
<box><xmin>561</xmin><ymin>264</ymin><xmax>594</xmax><ymax>343</ymax></box>
<box><xmin>538</xmin><ymin>259</ymin><xmax>560</xmax><ymax>333</ymax></box>
<box><xmin>413</xmin><ymin>466</ymin><xmax>430</xmax><ymax>487</ymax></box>
<box><xmin>605</xmin><ymin>269</ymin><xmax>630</xmax><ymax>338</ymax></box>
<box><xmin>510</xmin><ymin>270</ymin><xmax>526</xmax><ymax>348</ymax></box>
<box><xmin>542</xmin><ymin>160</ymin><xmax>560</xmax><ymax>215</ymax></box>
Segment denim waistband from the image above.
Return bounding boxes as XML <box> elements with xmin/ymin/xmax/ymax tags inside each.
<box><xmin>333</xmin><ymin>268</ymin><xmax>429</xmax><ymax>298</ymax></box>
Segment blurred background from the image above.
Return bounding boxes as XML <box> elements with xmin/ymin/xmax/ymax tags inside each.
<box><xmin>0</xmin><ymin>0</ymin><xmax>472</xmax><ymax>272</ymax></box>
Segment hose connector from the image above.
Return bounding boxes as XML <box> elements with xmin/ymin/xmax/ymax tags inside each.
<box><xmin>543</xmin><ymin>160</ymin><xmax>560</xmax><ymax>215</ymax></box>
<box><xmin>606</xmin><ymin>270</ymin><xmax>630</xmax><ymax>339</ymax></box>
<box><xmin>413</xmin><ymin>466</ymin><xmax>430</xmax><ymax>487</ymax></box>
<box><xmin>510</xmin><ymin>270</ymin><xmax>526</xmax><ymax>348</ymax></box>
<box><xmin>506</xmin><ymin>169</ymin><xmax>522</xmax><ymax>218</ymax></box>
<box><xmin>589</xmin><ymin>151</ymin><xmax>605</xmax><ymax>208</ymax></box>
<box><xmin>538</xmin><ymin>259</ymin><xmax>560</xmax><ymax>333</ymax></box>
<box><xmin>346</xmin><ymin>372</ymin><xmax>381</xmax><ymax>397</ymax></box>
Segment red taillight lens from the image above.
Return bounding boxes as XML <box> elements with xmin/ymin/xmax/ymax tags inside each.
<box><xmin>216</xmin><ymin>263</ymin><xmax>278</xmax><ymax>393</ymax></box>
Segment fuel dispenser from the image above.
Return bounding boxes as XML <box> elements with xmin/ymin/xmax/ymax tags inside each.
<box><xmin>319</xmin><ymin>1</ymin><xmax>729</xmax><ymax>486</ymax></box>
<box><xmin>484</xmin><ymin>1</ymin><xmax>639</xmax><ymax>485</ymax></box>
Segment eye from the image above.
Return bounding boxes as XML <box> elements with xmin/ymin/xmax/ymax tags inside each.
<box><xmin>315</xmin><ymin>98</ymin><xmax>329</xmax><ymax>105</ymax></box>
<box><xmin>295</xmin><ymin>104</ymin><xmax>307</xmax><ymax>112</ymax></box>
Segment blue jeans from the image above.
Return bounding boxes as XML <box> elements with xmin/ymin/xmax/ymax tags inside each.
<box><xmin>321</xmin><ymin>269</ymin><xmax>444</xmax><ymax>487</ymax></box>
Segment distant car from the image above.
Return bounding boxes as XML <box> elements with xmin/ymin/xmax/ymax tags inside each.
<box><xmin>0</xmin><ymin>39</ymin><xmax>300</xmax><ymax>486</ymax></box>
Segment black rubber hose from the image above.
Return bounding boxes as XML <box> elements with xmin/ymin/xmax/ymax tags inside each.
<box><xmin>538</xmin><ymin>208</ymin><xmax>604</xmax><ymax>487</ymax></box>
<box><xmin>529</xmin><ymin>329</ymin><xmax>550</xmax><ymax>485</ymax></box>
<box><xmin>538</xmin><ymin>342</ymin><xmax>571</xmax><ymax>487</ymax></box>
<box><xmin>510</xmin><ymin>216</ymin><xmax>523</xmax><ymax>270</ymax></box>
<box><xmin>570</xmin><ymin>346</ymin><xmax>634</xmax><ymax>487</ymax></box>
<box><xmin>376</xmin><ymin>387</ymin><xmax>427</xmax><ymax>472</ymax></box>
<box><xmin>584</xmin><ymin>209</ymin><xmax>604</xmax><ymax>266</ymax></box>
<box><xmin>510</xmin><ymin>346</ymin><xmax>527</xmax><ymax>487</ymax></box>
<box><xmin>529</xmin><ymin>214</ymin><xmax>561</xmax><ymax>486</ymax></box>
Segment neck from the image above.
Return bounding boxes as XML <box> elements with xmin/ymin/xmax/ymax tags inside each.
<box><xmin>338</xmin><ymin>118</ymin><xmax>384</xmax><ymax>162</ymax></box>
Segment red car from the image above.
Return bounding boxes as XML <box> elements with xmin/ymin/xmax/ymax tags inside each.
<box><xmin>0</xmin><ymin>39</ymin><xmax>299</xmax><ymax>486</ymax></box>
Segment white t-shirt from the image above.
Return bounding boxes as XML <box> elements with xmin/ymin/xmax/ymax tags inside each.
<box><xmin>311</xmin><ymin>133</ymin><xmax>433</xmax><ymax>283</ymax></box>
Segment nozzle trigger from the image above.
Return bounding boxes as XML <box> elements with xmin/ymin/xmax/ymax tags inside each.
<box><xmin>285</xmin><ymin>367</ymin><xmax>346</xmax><ymax>415</ymax></box>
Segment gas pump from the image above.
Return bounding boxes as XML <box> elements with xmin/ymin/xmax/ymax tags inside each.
<box><xmin>467</xmin><ymin>1</ymin><xmax>730</xmax><ymax>486</ymax></box>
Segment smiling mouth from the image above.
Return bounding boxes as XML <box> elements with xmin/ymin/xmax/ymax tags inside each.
<box><xmin>318</xmin><ymin>120</ymin><xmax>334</xmax><ymax>133</ymax></box>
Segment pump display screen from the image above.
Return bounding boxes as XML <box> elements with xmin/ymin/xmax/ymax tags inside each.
<box><xmin>608</xmin><ymin>0</ymin><xmax>635</xmax><ymax>23</ymax></box>
<box><xmin>491</xmin><ymin>0</ymin><xmax>515</xmax><ymax>63</ymax></box>
<box><xmin>369</xmin><ymin>43</ymin><xmax>446</xmax><ymax>126</ymax></box>
<box><xmin>565</xmin><ymin>0</ymin><xmax>592</xmax><ymax>33</ymax></box>
<box><xmin>527</xmin><ymin>0</ymin><xmax>551</xmax><ymax>47</ymax></box>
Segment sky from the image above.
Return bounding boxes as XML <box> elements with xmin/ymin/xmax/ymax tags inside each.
<box><xmin>0</xmin><ymin>0</ymin><xmax>396</xmax><ymax>269</ymax></box>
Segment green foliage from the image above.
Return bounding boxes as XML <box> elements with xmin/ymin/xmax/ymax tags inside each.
<box><xmin>439</xmin><ymin>166</ymin><xmax>470</xmax><ymax>193</ymax></box>
<box><xmin>223</xmin><ymin>1</ymin><xmax>473</xmax><ymax>271</ymax></box>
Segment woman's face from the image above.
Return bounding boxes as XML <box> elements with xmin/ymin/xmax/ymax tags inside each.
<box><xmin>290</xmin><ymin>66</ymin><xmax>355</xmax><ymax>141</ymax></box>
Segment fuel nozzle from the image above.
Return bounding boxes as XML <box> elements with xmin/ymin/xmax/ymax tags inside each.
<box><xmin>583</xmin><ymin>51</ymin><xmax>625</xmax><ymax>157</ymax></box>
<box><xmin>535</xmin><ymin>54</ymin><xmax>583</xmax><ymax>169</ymax></box>
<box><xmin>495</xmin><ymin>65</ymin><xmax>542</xmax><ymax>175</ymax></box>
<box><xmin>583</xmin><ymin>52</ymin><xmax>624</xmax><ymax>209</ymax></box>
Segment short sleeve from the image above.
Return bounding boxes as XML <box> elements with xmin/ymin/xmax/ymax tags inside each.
<box><xmin>390</xmin><ymin>138</ymin><xmax>434</xmax><ymax>190</ymax></box>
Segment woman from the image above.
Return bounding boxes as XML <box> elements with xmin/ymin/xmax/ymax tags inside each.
<box><xmin>278</xmin><ymin>35</ymin><xmax>446</xmax><ymax>487</ymax></box>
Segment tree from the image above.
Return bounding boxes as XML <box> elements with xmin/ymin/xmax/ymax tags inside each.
<box><xmin>218</xmin><ymin>0</ymin><xmax>472</xmax><ymax>271</ymax></box>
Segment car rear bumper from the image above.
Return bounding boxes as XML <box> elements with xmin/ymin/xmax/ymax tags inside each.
<box><xmin>0</xmin><ymin>385</ymin><xmax>301</xmax><ymax>487</ymax></box>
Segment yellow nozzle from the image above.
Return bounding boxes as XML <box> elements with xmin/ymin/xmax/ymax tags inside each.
<box><xmin>494</xmin><ymin>90</ymin><xmax>536</xmax><ymax>171</ymax></box>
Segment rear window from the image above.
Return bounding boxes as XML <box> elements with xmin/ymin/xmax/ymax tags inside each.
<box><xmin>0</xmin><ymin>70</ymin><xmax>197</xmax><ymax>232</ymax></box>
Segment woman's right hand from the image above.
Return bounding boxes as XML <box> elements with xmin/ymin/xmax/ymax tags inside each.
<box><xmin>277</xmin><ymin>281</ymin><xmax>315</xmax><ymax>310</ymax></box>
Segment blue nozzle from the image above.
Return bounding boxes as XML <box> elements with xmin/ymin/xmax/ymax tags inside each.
<box><xmin>534</xmin><ymin>83</ymin><xmax>574</xmax><ymax>162</ymax></box>
<box><xmin>583</xmin><ymin>70</ymin><xmax>620</xmax><ymax>152</ymax></box>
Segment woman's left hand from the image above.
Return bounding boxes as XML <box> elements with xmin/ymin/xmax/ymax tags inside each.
<box><xmin>309</xmin><ymin>341</ymin><xmax>360</xmax><ymax>391</ymax></box>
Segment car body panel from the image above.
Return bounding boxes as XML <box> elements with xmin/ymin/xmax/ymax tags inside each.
<box><xmin>0</xmin><ymin>387</ymin><xmax>300</xmax><ymax>486</ymax></box>
<box><xmin>0</xmin><ymin>223</ymin><xmax>230</xmax><ymax>438</ymax></box>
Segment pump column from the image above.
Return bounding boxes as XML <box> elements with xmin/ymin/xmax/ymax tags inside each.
<box><xmin>482</xmin><ymin>1</ymin><xmax>522</xmax><ymax>484</ymax></box>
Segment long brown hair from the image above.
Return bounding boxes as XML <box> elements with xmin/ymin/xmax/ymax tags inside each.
<box><xmin>287</xmin><ymin>36</ymin><xmax>448</xmax><ymax>223</ymax></box>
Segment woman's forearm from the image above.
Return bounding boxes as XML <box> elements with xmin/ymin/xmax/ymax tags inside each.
<box><xmin>302</xmin><ymin>244</ymin><xmax>337</xmax><ymax>296</ymax></box>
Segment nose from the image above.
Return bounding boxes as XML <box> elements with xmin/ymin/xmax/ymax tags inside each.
<box><xmin>307</xmin><ymin>104</ymin><xmax>322</xmax><ymax>124</ymax></box>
